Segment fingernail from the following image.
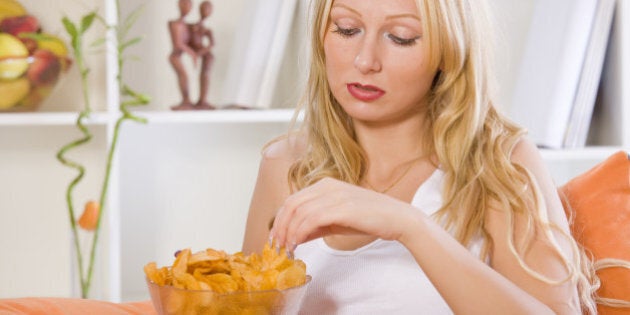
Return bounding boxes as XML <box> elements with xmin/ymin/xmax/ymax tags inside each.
<box><xmin>268</xmin><ymin>234</ymin><xmax>274</xmax><ymax>247</ymax></box>
<box><xmin>275</xmin><ymin>242</ymin><xmax>281</xmax><ymax>254</ymax></box>
<box><xmin>289</xmin><ymin>241</ymin><xmax>297</xmax><ymax>258</ymax></box>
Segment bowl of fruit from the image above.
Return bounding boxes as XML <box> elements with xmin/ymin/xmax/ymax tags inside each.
<box><xmin>0</xmin><ymin>0</ymin><xmax>71</xmax><ymax>112</ymax></box>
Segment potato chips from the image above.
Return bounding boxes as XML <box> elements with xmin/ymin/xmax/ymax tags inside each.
<box><xmin>144</xmin><ymin>243</ymin><xmax>309</xmax><ymax>315</ymax></box>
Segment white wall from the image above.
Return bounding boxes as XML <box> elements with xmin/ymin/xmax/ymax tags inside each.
<box><xmin>489</xmin><ymin>1</ymin><xmax>536</xmax><ymax>111</ymax></box>
<box><xmin>0</xmin><ymin>126</ymin><xmax>107</xmax><ymax>297</ymax></box>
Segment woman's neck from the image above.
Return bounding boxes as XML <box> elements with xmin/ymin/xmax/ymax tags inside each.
<box><xmin>353</xmin><ymin>113</ymin><xmax>429</xmax><ymax>170</ymax></box>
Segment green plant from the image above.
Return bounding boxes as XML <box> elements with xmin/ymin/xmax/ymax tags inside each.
<box><xmin>56</xmin><ymin>2</ymin><xmax>150</xmax><ymax>298</ymax></box>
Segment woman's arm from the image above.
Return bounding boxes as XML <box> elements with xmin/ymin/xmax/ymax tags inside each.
<box><xmin>485</xmin><ymin>138</ymin><xmax>581</xmax><ymax>313</ymax></box>
<box><xmin>241</xmin><ymin>137</ymin><xmax>302</xmax><ymax>254</ymax></box>
<box><xmin>399</xmin><ymin>139</ymin><xmax>579</xmax><ymax>314</ymax></box>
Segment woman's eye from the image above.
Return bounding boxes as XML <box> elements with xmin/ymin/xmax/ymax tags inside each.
<box><xmin>387</xmin><ymin>34</ymin><xmax>420</xmax><ymax>46</ymax></box>
<box><xmin>333</xmin><ymin>25</ymin><xmax>360</xmax><ymax>37</ymax></box>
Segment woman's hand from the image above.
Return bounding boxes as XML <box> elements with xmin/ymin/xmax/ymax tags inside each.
<box><xmin>269</xmin><ymin>177</ymin><xmax>419</xmax><ymax>251</ymax></box>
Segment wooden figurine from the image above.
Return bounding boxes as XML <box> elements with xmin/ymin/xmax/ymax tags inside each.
<box><xmin>168</xmin><ymin>0</ymin><xmax>215</xmax><ymax>110</ymax></box>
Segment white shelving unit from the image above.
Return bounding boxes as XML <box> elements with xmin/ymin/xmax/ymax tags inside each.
<box><xmin>0</xmin><ymin>0</ymin><xmax>628</xmax><ymax>302</ymax></box>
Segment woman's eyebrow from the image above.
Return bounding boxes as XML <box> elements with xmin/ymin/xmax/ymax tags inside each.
<box><xmin>385</xmin><ymin>13</ymin><xmax>421</xmax><ymax>21</ymax></box>
<box><xmin>331</xmin><ymin>3</ymin><xmax>362</xmax><ymax>17</ymax></box>
<box><xmin>331</xmin><ymin>4</ymin><xmax>420</xmax><ymax>22</ymax></box>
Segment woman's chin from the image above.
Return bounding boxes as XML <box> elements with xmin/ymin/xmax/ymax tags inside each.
<box><xmin>341</xmin><ymin>105</ymin><xmax>383</xmax><ymax>122</ymax></box>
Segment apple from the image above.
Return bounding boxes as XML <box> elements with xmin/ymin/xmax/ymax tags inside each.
<box><xmin>0</xmin><ymin>32</ymin><xmax>29</xmax><ymax>79</ymax></box>
<box><xmin>0</xmin><ymin>77</ymin><xmax>30</xmax><ymax>109</ymax></box>
<box><xmin>23</xmin><ymin>32</ymin><xmax>70</xmax><ymax>66</ymax></box>
<box><xmin>0</xmin><ymin>14</ymin><xmax>39</xmax><ymax>36</ymax></box>
<box><xmin>19</xmin><ymin>36</ymin><xmax>36</xmax><ymax>53</ymax></box>
<box><xmin>26</xmin><ymin>49</ymin><xmax>61</xmax><ymax>86</ymax></box>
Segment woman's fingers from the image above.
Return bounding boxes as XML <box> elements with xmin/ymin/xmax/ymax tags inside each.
<box><xmin>291</xmin><ymin>206</ymin><xmax>362</xmax><ymax>245</ymax></box>
<box><xmin>281</xmin><ymin>178</ymin><xmax>364</xmax><ymax>246</ymax></box>
<box><xmin>270</xmin><ymin>178</ymin><xmax>336</xmax><ymax>248</ymax></box>
<box><xmin>271</xmin><ymin>177</ymin><xmax>408</xmax><ymax>251</ymax></box>
<box><xmin>285</xmin><ymin>190</ymin><xmax>343</xmax><ymax>247</ymax></box>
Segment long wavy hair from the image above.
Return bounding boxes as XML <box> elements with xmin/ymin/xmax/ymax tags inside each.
<box><xmin>286</xmin><ymin>0</ymin><xmax>598</xmax><ymax>313</ymax></box>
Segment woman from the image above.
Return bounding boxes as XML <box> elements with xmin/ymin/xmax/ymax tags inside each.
<box><xmin>243</xmin><ymin>0</ymin><xmax>596</xmax><ymax>313</ymax></box>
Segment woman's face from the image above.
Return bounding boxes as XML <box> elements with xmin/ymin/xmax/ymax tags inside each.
<box><xmin>324</xmin><ymin>0</ymin><xmax>436</xmax><ymax>125</ymax></box>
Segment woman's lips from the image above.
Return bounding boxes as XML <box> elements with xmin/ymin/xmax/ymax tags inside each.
<box><xmin>347</xmin><ymin>83</ymin><xmax>385</xmax><ymax>102</ymax></box>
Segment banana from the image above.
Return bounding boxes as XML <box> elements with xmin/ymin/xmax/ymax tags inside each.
<box><xmin>35</xmin><ymin>33</ymin><xmax>69</xmax><ymax>57</ymax></box>
<box><xmin>0</xmin><ymin>0</ymin><xmax>27</xmax><ymax>22</ymax></box>
<box><xmin>0</xmin><ymin>77</ymin><xmax>30</xmax><ymax>109</ymax></box>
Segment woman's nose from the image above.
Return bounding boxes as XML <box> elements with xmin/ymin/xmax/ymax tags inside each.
<box><xmin>353</xmin><ymin>36</ymin><xmax>382</xmax><ymax>74</ymax></box>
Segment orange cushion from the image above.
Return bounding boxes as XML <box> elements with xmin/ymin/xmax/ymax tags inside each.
<box><xmin>0</xmin><ymin>298</ymin><xmax>156</xmax><ymax>315</ymax></box>
<box><xmin>559</xmin><ymin>151</ymin><xmax>630</xmax><ymax>315</ymax></box>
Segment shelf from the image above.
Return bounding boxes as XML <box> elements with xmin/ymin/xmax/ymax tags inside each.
<box><xmin>0</xmin><ymin>109</ymin><xmax>300</xmax><ymax>126</ymax></box>
<box><xmin>0</xmin><ymin>112</ymin><xmax>110</xmax><ymax>126</ymax></box>
<box><xmin>540</xmin><ymin>146</ymin><xmax>625</xmax><ymax>161</ymax></box>
<box><xmin>138</xmin><ymin>109</ymin><xmax>300</xmax><ymax>124</ymax></box>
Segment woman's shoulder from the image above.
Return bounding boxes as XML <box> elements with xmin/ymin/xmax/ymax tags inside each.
<box><xmin>507</xmin><ymin>136</ymin><xmax>545</xmax><ymax>172</ymax></box>
<box><xmin>261</xmin><ymin>132</ymin><xmax>308</xmax><ymax>162</ymax></box>
<box><xmin>256</xmin><ymin>132</ymin><xmax>308</xmax><ymax>181</ymax></box>
<box><xmin>507</xmin><ymin>137</ymin><xmax>561</xmax><ymax>211</ymax></box>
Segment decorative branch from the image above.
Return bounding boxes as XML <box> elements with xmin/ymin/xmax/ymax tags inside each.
<box><xmin>57</xmin><ymin>1</ymin><xmax>149</xmax><ymax>298</ymax></box>
<box><xmin>56</xmin><ymin>11</ymin><xmax>97</xmax><ymax>298</ymax></box>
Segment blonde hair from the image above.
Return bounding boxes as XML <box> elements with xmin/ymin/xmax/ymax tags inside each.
<box><xmin>288</xmin><ymin>0</ymin><xmax>598</xmax><ymax>313</ymax></box>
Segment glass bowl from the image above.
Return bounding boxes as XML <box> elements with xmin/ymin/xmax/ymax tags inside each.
<box><xmin>146</xmin><ymin>275</ymin><xmax>311</xmax><ymax>315</ymax></box>
<box><xmin>0</xmin><ymin>51</ymin><xmax>71</xmax><ymax>112</ymax></box>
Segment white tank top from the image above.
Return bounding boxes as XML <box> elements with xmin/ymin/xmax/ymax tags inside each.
<box><xmin>294</xmin><ymin>169</ymin><xmax>485</xmax><ymax>314</ymax></box>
